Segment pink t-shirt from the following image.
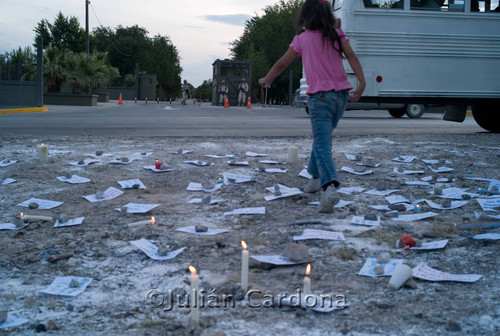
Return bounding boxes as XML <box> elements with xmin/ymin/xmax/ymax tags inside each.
<box><xmin>290</xmin><ymin>29</ymin><xmax>352</xmax><ymax>95</ymax></box>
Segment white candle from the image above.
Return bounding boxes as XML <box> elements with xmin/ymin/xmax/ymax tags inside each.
<box><xmin>188</xmin><ymin>265</ymin><xmax>200</xmax><ymax>324</ymax></box>
<box><xmin>38</xmin><ymin>143</ymin><xmax>48</xmax><ymax>163</ymax></box>
<box><xmin>303</xmin><ymin>263</ymin><xmax>311</xmax><ymax>295</ymax></box>
<box><xmin>287</xmin><ymin>146</ymin><xmax>298</xmax><ymax>164</ymax></box>
<box><xmin>241</xmin><ymin>240</ymin><xmax>249</xmax><ymax>292</ymax></box>
<box><xmin>20</xmin><ymin>213</ymin><xmax>53</xmax><ymax>222</ymax></box>
<box><xmin>127</xmin><ymin>217</ymin><xmax>154</xmax><ymax>228</ymax></box>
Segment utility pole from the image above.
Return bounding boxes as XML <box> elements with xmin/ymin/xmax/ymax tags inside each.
<box><xmin>85</xmin><ymin>0</ymin><xmax>90</xmax><ymax>54</ymax></box>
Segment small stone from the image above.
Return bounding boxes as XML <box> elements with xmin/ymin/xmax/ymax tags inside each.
<box><xmin>257</xmin><ymin>167</ymin><xmax>265</xmax><ymax>172</ymax></box>
<box><xmin>66</xmin><ymin>304</ymin><xmax>74</xmax><ymax>312</ymax></box>
<box><xmin>283</xmin><ymin>242</ymin><xmax>309</xmax><ymax>262</ymax></box>
<box><xmin>131</xmin><ymin>183</ymin><xmax>140</xmax><ymax>189</ymax></box>
<box><xmin>177</xmin><ymin>148</ymin><xmax>183</xmax><ymax>153</ymax></box>
<box><xmin>377</xmin><ymin>252</ymin><xmax>391</xmax><ymax>264</ymax></box>
<box><xmin>195</xmin><ymin>224</ymin><xmax>208</xmax><ymax>233</ymax></box>
<box><xmin>375</xmin><ymin>181</ymin><xmax>387</xmax><ymax>191</ymax></box>
<box><xmin>362</xmin><ymin>158</ymin><xmax>375</xmax><ymax>167</ymax></box>
<box><xmin>404</xmin><ymin>278</ymin><xmax>418</xmax><ymax>289</ymax></box>
<box><xmin>423</xmin><ymin>230</ymin><xmax>437</xmax><ymax>238</ymax></box>
<box><xmin>227</xmin><ymin>177</ymin><xmax>236</xmax><ymax>183</ymax></box>
<box><xmin>77</xmin><ymin>159</ymin><xmax>85</xmax><ymax>165</ymax></box>
<box><xmin>2</xmin><ymin>159</ymin><xmax>10</xmax><ymax>164</ymax></box>
<box><xmin>373</xmin><ymin>265</ymin><xmax>385</xmax><ymax>275</ymax></box>
<box><xmin>364</xmin><ymin>212</ymin><xmax>378</xmax><ymax>221</ymax></box>
<box><xmin>35</xmin><ymin>324</ymin><xmax>47</xmax><ymax>332</ymax></box>
<box><xmin>95</xmin><ymin>150</ymin><xmax>103</xmax><ymax>156</ymax></box>
<box><xmin>445</xmin><ymin>321</ymin><xmax>461</xmax><ymax>332</ymax></box>
<box><xmin>434</xmin><ymin>187</ymin><xmax>443</xmax><ymax>195</ymax></box>
<box><xmin>389</xmin><ymin>204</ymin><xmax>406</xmax><ymax>211</ymax></box>
<box><xmin>157</xmin><ymin>246</ymin><xmax>169</xmax><ymax>256</ymax></box>
<box><xmin>202</xmin><ymin>182</ymin><xmax>214</xmax><ymax>190</ymax></box>
<box><xmin>95</xmin><ymin>191</ymin><xmax>105</xmax><ymax>199</ymax></box>
<box><xmin>58</xmin><ymin>214</ymin><xmax>68</xmax><ymax>223</ymax></box>
<box><xmin>201</xmin><ymin>195</ymin><xmax>211</xmax><ymax>205</ymax></box>
<box><xmin>461</xmin><ymin>194</ymin><xmax>471</xmax><ymax>200</ymax></box>
<box><xmin>28</xmin><ymin>202</ymin><xmax>39</xmax><ymax>209</ymax></box>
<box><xmin>120</xmin><ymin>157</ymin><xmax>129</xmax><ymax>162</ymax></box>
<box><xmin>120</xmin><ymin>206</ymin><xmax>128</xmax><ymax>213</ymax></box>
<box><xmin>65</xmin><ymin>173</ymin><xmax>73</xmax><ymax>179</ymax></box>
<box><xmin>274</xmin><ymin>184</ymin><xmax>282</xmax><ymax>196</ymax></box>
<box><xmin>69</xmin><ymin>279</ymin><xmax>80</xmax><ymax>288</ymax></box>
<box><xmin>441</xmin><ymin>199</ymin><xmax>452</xmax><ymax>208</ymax></box>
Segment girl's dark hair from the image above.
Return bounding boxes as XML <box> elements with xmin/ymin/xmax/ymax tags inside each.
<box><xmin>295</xmin><ymin>0</ymin><xmax>343</xmax><ymax>55</ymax></box>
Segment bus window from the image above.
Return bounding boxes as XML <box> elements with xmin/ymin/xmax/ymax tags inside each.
<box><xmin>363</xmin><ymin>0</ymin><xmax>404</xmax><ymax>8</ymax></box>
<box><xmin>473</xmin><ymin>0</ymin><xmax>500</xmax><ymax>12</ymax></box>
<box><xmin>411</xmin><ymin>0</ymin><xmax>446</xmax><ymax>10</ymax></box>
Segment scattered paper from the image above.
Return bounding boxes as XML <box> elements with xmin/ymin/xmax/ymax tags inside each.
<box><xmin>258</xmin><ymin>160</ymin><xmax>280</xmax><ymax>164</ymax></box>
<box><xmin>205</xmin><ymin>154</ymin><xmax>233</xmax><ymax>159</ymax></box>
<box><xmin>474</xmin><ymin>211</ymin><xmax>500</xmax><ymax>220</ymax></box>
<box><xmin>425</xmin><ymin>199</ymin><xmax>468</xmax><ymax>210</ymax></box>
<box><xmin>475</xmin><ymin>198</ymin><xmax>500</xmax><ymax>212</ymax></box>
<box><xmin>370</xmin><ymin>205</ymin><xmax>391</xmax><ymax>211</ymax></box>
<box><xmin>358</xmin><ymin>258</ymin><xmax>404</xmax><ymax>277</ymax></box>
<box><xmin>2</xmin><ymin>178</ymin><xmax>16</xmax><ymax>185</ymax></box>
<box><xmin>117</xmin><ymin>179</ymin><xmax>146</xmax><ymax>189</ymax></box>
<box><xmin>246</xmin><ymin>151</ymin><xmax>268</xmax><ymax>157</ymax></box>
<box><xmin>393</xmin><ymin>167</ymin><xmax>424</xmax><ymax>175</ymax></box>
<box><xmin>116</xmin><ymin>203</ymin><xmax>159</xmax><ymax>214</ymax></box>
<box><xmin>131</xmin><ymin>152</ymin><xmax>153</xmax><ymax>157</ymax></box>
<box><xmin>405</xmin><ymin>181</ymin><xmax>432</xmax><ymax>186</ymax></box>
<box><xmin>298</xmin><ymin>169</ymin><xmax>313</xmax><ymax>179</ymax></box>
<box><xmin>309</xmin><ymin>200</ymin><xmax>352</xmax><ymax>208</ymax></box>
<box><xmin>276</xmin><ymin>294</ymin><xmax>346</xmax><ymax>313</ymax></box>
<box><xmin>256</xmin><ymin>168</ymin><xmax>287</xmax><ymax>173</ymax></box>
<box><xmin>393</xmin><ymin>211</ymin><xmax>438</xmax><ymax>222</ymax></box>
<box><xmin>0</xmin><ymin>159</ymin><xmax>18</xmax><ymax>167</ymax></box>
<box><xmin>187</xmin><ymin>182</ymin><xmax>222</xmax><ymax>193</ymax></box>
<box><xmin>228</xmin><ymin>160</ymin><xmax>249</xmax><ymax>166</ymax></box>
<box><xmin>364</xmin><ymin>189</ymin><xmax>399</xmax><ymax>196</ymax></box>
<box><xmin>224</xmin><ymin>207</ymin><xmax>266</xmax><ymax>216</ymax></box>
<box><xmin>85</xmin><ymin>152</ymin><xmax>114</xmax><ymax>157</ymax></box>
<box><xmin>434</xmin><ymin>187</ymin><xmax>477</xmax><ymax>200</ymax></box>
<box><xmin>143</xmin><ymin>165</ymin><xmax>173</xmax><ymax>173</ymax></box>
<box><xmin>250</xmin><ymin>255</ymin><xmax>307</xmax><ymax>265</ymax></box>
<box><xmin>351</xmin><ymin>216</ymin><xmax>380</xmax><ymax>227</ymax></box>
<box><xmin>356</xmin><ymin>161</ymin><xmax>381</xmax><ymax>168</ymax></box>
<box><xmin>83</xmin><ymin>187</ymin><xmax>123</xmax><ymax>202</ymax></box>
<box><xmin>422</xmin><ymin>159</ymin><xmax>452</xmax><ymax>165</ymax></box>
<box><xmin>265</xmin><ymin>184</ymin><xmax>303</xmax><ymax>201</ymax></box>
<box><xmin>69</xmin><ymin>159</ymin><xmax>99</xmax><ymax>166</ymax></box>
<box><xmin>393</xmin><ymin>156</ymin><xmax>416</xmax><ymax>163</ymax></box>
<box><xmin>428</xmin><ymin>166</ymin><xmax>454</xmax><ymax>173</ymax></box>
<box><xmin>188</xmin><ymin>198</ymin><xmax>223</xmax><ymax>205</ymax></box>
<box><xmin>223</xmin><ymin>172</ymin><xmax>255</xmax><ymax>184</ymax></box>
<box><xmin>345</xmin><ymin>154</ymin><xmax>361</xmax><ymax>161</ymax></box>
<box><xmin>487</xmin><ymin>179</ymin><xmax>500</xmax><ymax>192</ymax></box>
<box><xmin>57</xmin><ymin>175</ymin><xmax>91</xmax><ymax>184</ymax></box>
<box><xmin>130</xmin><ymin>238</ymin><xmax>186</xmax><ymax>260</ymax></box>
<box><xmin>183</xmin><ymin>160</ymin><xmax>213</xmax><ymax>166</ymax></box>
<box><xmin>0</xmin><ymin>313</ymin><xmax>29</xmax><ymax>330</ymax></box>
<box><xmin>39</xmin><ymin>276</ymin><xmax>93</xmax><ymax>296</ymax></box>
<box><xmin>341</xmin><ymin>166</ymin><xmax>372</xmax><ymax>175</ymax></box>
<box><xmin>49</xmin><ymin>149</ymin><xmax>71</xmax><ymax>154</ymax></box>
<box><xmin>171</xmin><ymin>150</ymin><xmax>193</xmax><ymax>155</ymax></box>
<box><xmin>293</xmin><ymin>229</ymin><xmax>345</xmax><ymax>241</ymax></box>
<box><xmin>0</xmin><ymin>223</ymin><xmax>27</xmax><ymax>230</ymax></box>
<box><xmin>472</xmin><ymin>233</ymin><xmax>500</xmax><ymax>240</ymax></box>
<box><xmin>54</xmin><ymin>216</ymin><xmax>85</xmax><ymax>228</ymax></box>
<box><xmin>108</xmin><ymin>157</ymin><xmax>135</xmax><ymax>164</ymax></box>
<box><xmin>412</xmin><ymin>262</ymin><xmax>482</xmax><ymax>282</ymax></box>
<box><xmin>337</xmin><ymin>187</ymin><xmax>365</xmax><ymax>195</ymax></box>
<box><xmin>410</xmin><ymin>239</ymin><xmax>448</xmax><ymax>250</ymax></box>
<box><xmin>385</xmin><ymin>195</ymin><xmax>411</xmax><ymax>204</ymax></box>
<box><xmin>421</xmin><ymin>176</ymin><xmax>433</xmax><ymax>182</ymax></box>
<box><xmin>18</xmin><ymin>198</ymin><xmax>63</xmax><ymax>209</ymax></box>
<box><xmin>176</xmin><ymin>226</ymin><xmax>230</xmax><ymax>235</ymax></box>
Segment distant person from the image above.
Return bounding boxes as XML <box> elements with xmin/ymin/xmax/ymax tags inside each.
<box><xmin>237</xmin><ymin>78</ymin><xmax>249</xmax><ymax>107</ymax></box>
<box><xmin>258</xmin><ymin>0</ymin><xmax>365</xmax><ymax>213</ymax></box>
<box><xmin>218</xmin><ymin>80</ymin><xmax>229</xmax><ymax>106</ymax></box>
<box><xmin>181</xmin><ymin>80</ymin><xmax>189</xmax><ymax>105</ymax></box>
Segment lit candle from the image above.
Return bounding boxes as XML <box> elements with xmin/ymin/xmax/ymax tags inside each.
<box><xmin>413</xmin><ymin>204</ymin><xmax>421</xmax><ymax>212</ymax></box>
<box><xmin>188</xmin><ymin>265</ymin><xmax>200</xmax><ymax>324</ymax></box>
<box><xmin>241</xmin><ymin>240</ymin><xmax>249</xmax><ymax>292</ymax></box>
<box><xmin>303</xmin><ymin>263</ymin><xmax>311</xmax><ymax>295</ymax></box>
<box><xmin>477</xmin><ymin>187</ymin><xmax>484</xmax><ymax>194</ymax></box>
<box><xmin>127</xmin><ymin>217</ymin><xmax>154</xmax><ymax>228</ymax></box>
<box><xmin>287</xmin><ymin>146</ymin><xmax>298</xmax><ymax>164</ymax></box>
<box><xmin>217</xmin><ymin>177</ymin><xmax>223</xmax><ymax>184</ymax></box>
<box><xmin>155</xmin><ymin>160</ymin><xmax>162</xmax><ymax>169</ymax></box>
<box><xmin>20</xmin><ymin>212</ymin><xmax>53</xmax><ymax>222</ymax></box>
<box><xmin>38</xmin><ymin>143</ymin><xmax>48</xmax><ymax>163</ymax></box>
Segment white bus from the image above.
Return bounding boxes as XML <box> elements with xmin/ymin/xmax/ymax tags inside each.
<box><xmin>300</xmin><ymin>0</ymin><xmax>500</xmax><ymax>132</ymax></box>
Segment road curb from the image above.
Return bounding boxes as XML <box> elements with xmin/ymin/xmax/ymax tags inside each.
<box><xmin>0</xmin><ymin>107</ymin><xmax>48</xmax><ymax>114</ymax></box>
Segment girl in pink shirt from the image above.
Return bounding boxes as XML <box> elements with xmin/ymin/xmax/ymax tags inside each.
<box><xmin>259</xmin><ymin>0</ymin><xmax>365</xmax><ymax>213</ymax></box>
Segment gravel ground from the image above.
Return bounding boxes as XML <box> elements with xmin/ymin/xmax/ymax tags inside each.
<box><xmin>0</xmin><ymin>133</ymin><xmax>499</xmax><ymax>336</ymax></box>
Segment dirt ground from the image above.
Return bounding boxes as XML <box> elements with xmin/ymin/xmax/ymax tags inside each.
<box><xmin>0</xmin><ymin>133</ymin><xmax>499</xmax><ymax>336</ymax></box>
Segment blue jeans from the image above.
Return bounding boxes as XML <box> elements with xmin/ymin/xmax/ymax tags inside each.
<box><xmin>307</xmin><ymin>90</ymin><xmax>348</xmax><ymax>188</ymax></box>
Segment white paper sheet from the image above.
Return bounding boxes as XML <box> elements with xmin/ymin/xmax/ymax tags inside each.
<box><xmin>434</xmin><ymin>187</ymin><xmax>477</xmax><ymax>200</ymax></box>
<box><xmin>117</xmin><ymin>179</ymin><xmax>147</xmax><ymax>189</ymax></box>
<box><xmin>256</xmin><ymin>168</ymin><xmax>287</xmax><ymax>173</ymax></box>
<box><xmin>18</xmin><ymin>198</ymin><xmax>63</xmax><ymax>209</ymax></box>
<box><xmin>258</xmin><ymin>160</ymin><xmax>280</xmax><ymax>164</ymax></box>
<box><xmin>265</xmin><ymin>184</ymin><xmax>303</xmax><ymax>201</ymax></box>
<box><xmin>428</xmin><ymin>166</ymin><xmax>454</xmax><ymax>173</ymax></box>
<box><xmin>171</xmin><ymin>150</ymin><xmax>193</xmax><ymax>155</ymax></box>
<box><xmin>183</xmin><ymin>160</ymin><xmax>213</xmax><ymax>166</ymax></box>
<box><xmin>475</xmin><ymin>198</ymin><xmax>500</xmax><ymax>212</ymax></box>
<box><xmin>358</xmin><ymin>258</ymin><xmax>404</xmax><ymax>277</ymax></box>
<box><xmin>393</xmin><ymin>167</ymin><xmax>424</xmax><ymax>175</ymax></box>
<box><xmin>223</xmin><ymin>172</ymin><xmax>255</xmax><ymax>184</ymax></box>
<box><xmin>341</xmin><ymin>167</ymin><xmax>373</xmax><ymax>175</ymax></box>
<box><xmin>410</xmin><ymin>239</ymin><xmax>448</xmax><ymax>250</ymax></box>
<box><xmin>385</xmin><ymin>195</ymin><xmax>411</xmax><ymax>204</ymax></box>
<box><xmin>0</xmin><ymin>223</ymin><xmax>27</xmax><ymax>230</ymax></box>
<box><xmin>2</xmin><ymin>178</ymin><xmax>16</xmax><ymax>185</ymax></box>
<box><xmin>420</xmin><ymin>176</ymin><xmax>433</xmax><ymax>182</ymax></box>
<box><xmin>116</xmin><ymin>203</ymin><xmax>160</xmax><ymax>213</ymax></box>
<box><xmin>224</xmin><ymin>207</ymin><xmax>266</xmax><ymax>215</ymax></box>
<box><xmin>56</xmin><ymin>175</ymin><xmax>91</xmax><ymax>184</ymax></box>
<box><xmin>277</xmin><ymin>294</ymin><xmax>346</xmax><ymax>313</ymax></box>
<box><xmin>39</xmin><ymin>276</ymin><xmax>93</xmax><ymax>296</ymax></box>
<box><xmin>356</xmin><ymin>162</ymin><xmax>381</xmax><ymax>168</ymax></box>
<box><xmin>298</xmin><ymin>169</ymin><xmax>313</xmax><ymax>179</ymax></box>
<box><xmin>228</xmin><ymin>160</ymin><xmax>249</xmax><ymax>166</ymax></box>
<box><xmin>0</xmin><ymin>313</ymin><xmax>29</xmax><ymax>330</ymax></box>
<box><xmin>412</xmin><ymin>262</ymin><xmax>482</xmax><ymax>282</ymax></box>
<box><xmin>345</xmin><ymin>154</ymin><xmax>362</xmax><ymax>161</ymax></box>
<box><xmin>393</xmin><ymin>211</ymin><xmax>438</xmax><ymax>222</ymax></box>
<box><xmin>129</xmin><ymin>238</ymin><xmax>186</xmax><ymax>260</ymax></box>
<box><xmin>188</xmin><ymin>198</ymin><xmax>223</xmax><ymax>205</ymax></box>
<box><xmin>0</xmin><ymin>159</ymin><xmax>18</xmax><ymax>167</ymax></box>
<box><xmin>143</xmin><ymin>165</ymin><xmax>173</xmax><ymax>172</ymax></box>
<box><xmin>83</xmin><ymin>187</ymin><xmax>123</xmax><ymax>202</ymax></box>
<box><xmin>472</xmin><ymin>233</ymin><xmax>500</xmax><ymax>240</ymax></box>
<box><xmin>487</xmin><ymin>178</ymin><xmax>500</xmax><ymax>192</ymax></box>
<box><xmin>474</xmin><ymin>211</ymin><xmax>500</xmax><ymax>220</ymax></box>
<box><xmin>336</xmin><ymin>187</ymin><xmax>365</xmax><ymax>195</ymax></box>
<box><xmin>293</xmin><ymin>229</ymin><xmax>345</xmax><ymax>241</ymax></box>
<box><xmin>405</xmin><ymin>181</ymin><xmax>433</xmax><ymax>186</ymax></box>
<box><xmin>246</xmin><ymin>151</ymin><xmax>268</xmax><ymax>157</ymax></box>
<box><xmin>364</xmin><ymin>189</ymin><xmax>399</xmax><ymax>196</ymax></box>
<box><xmin>205</xmin><ymin>154</ymin><xmax>234</xmax><ymax>158</ymax></box>
<box><xmin>350</xmin><ymin>216</ymin><xmax>380</xmax><ymax>227</ymax></box>
<box><xmin>108</xmin><ymin>157</ymin><xmax>135</xmax><ymax>164</ymax></box>
<box><xmin>85</xmin><ymin>152</ymin><xmax>114</xmax><ymax>157</ymax></box>
<box><xmin>69</xmin><ymin>159</ymin><xmax>99</xmax><ymax>166</ymax></box>
<box><xmin>308</xmin><ymin>200</ymin><xmax>352</xmax><ymax>208</ymax></box>
<box><xmin>54</xmin><ymin>216</ymin><xmax>85</xmax><ymax>228</ymax></box>
<box><xmin>421</xmin><ymin>159</ymin><xmax>452</xmax><ymax>165</ymax></box>
<box><xmin>392</xmin><ymin>156</ymin><xmax>416</xmax><ymax>163</ymax></box>
<box><xmin>250</xmin><ymin>255</ymin><xmax>307</xmax><ymax>265</ymax></box>
<box><xmin>425</xmin><ymin>199</ymin><xmax>468</xmax><ymax>210</ymax></box>
<box><xmin>176</xmin><ymin>226</ymin><xmax>230</xmax><ymax>235</ymax></box>
<box><xmin>186</xmin><ymin>182</ymin><xmax>222</xmax><ymax>193</ymax></box>
<box><xmin>370</xmin><ymin>205</ymin><xmax>391</xmax><ymax>211</ymax></box>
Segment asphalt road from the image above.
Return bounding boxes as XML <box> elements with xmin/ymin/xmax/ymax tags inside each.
<box><xmin>0</xmin><ymin>100</ymin><xmax>485</xmax><ymax>137</ymax></box>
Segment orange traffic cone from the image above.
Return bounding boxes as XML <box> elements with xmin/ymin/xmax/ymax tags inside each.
<box><xmin>118</xmin><ymin>93</ymin><xmax>123</xmax><ymax>105</ymax></box>
<box><xmin>246</xmin><ymin>97</ymin><xmax>252</xmax><ymax>109</ymax></box>
<box><xmin>224</xmin><ymin>95</ymin><xmax>229</xmax><ymax>108</ymax></box>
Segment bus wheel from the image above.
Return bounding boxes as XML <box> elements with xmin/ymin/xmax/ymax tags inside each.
<box><xmin>472</xmin><ymin>100</ymin><xmax>500</xmax><ymax>133</ymax></box>
<box><xmin>406</xmin><ymin>104</ymin><xmax>425</xmax><ymax>118</ymax></box>
<box><xmin>388</xmin><ymin>108</ymin><xmax>405</xmax><ymax>118</ymax></box>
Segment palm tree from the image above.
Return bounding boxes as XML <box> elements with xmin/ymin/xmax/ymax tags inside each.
<box><xmin>43</xmin><ymin>44</ymin><xmax>67</xmax><ymax>93</ymax></box>
<box><xmin>65</xmin><ymin>51</ymin><xmax>118</xmax><ymax>94</ymax></box>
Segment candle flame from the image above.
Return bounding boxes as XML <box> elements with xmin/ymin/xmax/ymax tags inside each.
<box><xmin>150</xmin><ymin>217</ymin><xmax>155</xmax><ymax>225</ymax></box>
<box><xmin>305</xmin><ymin>263</ymin><xmax>311</xmax><ymax>276</ymax></box>
<box><xmin>188</xmin><ymin>265</ymin><xmax>197</xmax><ymax>274</ymax></box>
<box><xmin>241</xmin><ymin>240</ymin><xmax>247</xmax><ymax>250</ymax></box>
<box><xmin>20</xmin><ymin>212</ymin><xmax>24</xmax><ymax>218</ymax></box>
